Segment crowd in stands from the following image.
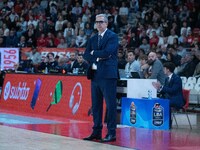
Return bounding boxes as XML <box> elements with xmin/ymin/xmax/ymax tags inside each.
<box><xmin>0</xmin><ymin>0</ymin><xmax>199</xmax><ymax>80</ymax></box>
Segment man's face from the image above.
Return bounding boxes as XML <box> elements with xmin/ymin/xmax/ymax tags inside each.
<box><xmin>70</xmin><ymin>52</ymin><xmax>76</xmax><ymax>61</ymax></box>
<box><xmin>164</xmin><ymin>67</ymin><xmax>168</xmax><ymax>75</ymax></box>
<box><xmin>127</xmin><ymin>52</ymin><xmax>135</xmax><ymax>63</ymax></box>
<box><xmin>95</xmin><ymin>16</ymin><xmax>108</xmax><ymax>33</ymax></box>
<box><xmin>148</xmin><ymin>52</ymin><xmax>157</xmax><ymax>65</ymax></box>
<box><xmin>48</xmin><ymin>54</ymin><xmax>54</xmax><ymax>61</ymax></box>
<box><xmin>77</xmin><ymin>55</ymin><xmax>83</xmax><ymax>63</ymax></box>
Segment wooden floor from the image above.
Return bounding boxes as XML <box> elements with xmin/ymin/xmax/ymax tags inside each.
<box><xmin>0</xmin><ymin>110</ymin><xmax>200</xmax><ymax>150</ymax></box>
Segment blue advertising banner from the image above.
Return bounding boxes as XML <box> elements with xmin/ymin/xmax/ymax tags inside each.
<box><xmin>121</xmin><ymin>97</ymin><xmax>170</xmax><ymax>130</ymax></box>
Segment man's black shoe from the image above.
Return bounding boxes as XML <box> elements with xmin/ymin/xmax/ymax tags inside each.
<box><xmin>83</xmin><ymin>134</ymin><xmax>102</xmax><ymax>141</ymax></box>
<box><xmin>101</xmin><ymin>134</ymin><xmax>116</xmax><ymax>142</ymax></box>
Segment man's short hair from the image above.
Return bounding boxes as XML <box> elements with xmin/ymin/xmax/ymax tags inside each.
<box><xmin>96</xmin><ymin>14</ymin><xmax>108</xmax><ymax>23</ymax></box>
<box><xmin>139</xmin><ymin>54</ymin><xmax>148</xmax><ymax>60</ymax></box>
<box><xmin>163</xmin><ymin>62</ymin><xmax>176</xmax><ymax>73</ymax></box>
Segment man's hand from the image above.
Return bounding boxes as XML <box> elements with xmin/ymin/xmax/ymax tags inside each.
<box><xmin>152</xmin><ymin>81</ymin><xmax>161</xmax><ymax>90</ymax></box>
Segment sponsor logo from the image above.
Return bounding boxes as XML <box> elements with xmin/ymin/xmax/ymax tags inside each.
<box><xmin>69</xmin><ymin>82</ymin><xmax>82</xmax><ymax>114</ymax></box>
<box><xmin>3</xmin><ymin>81</ymin><xmax>30</xmax><ymax>101</ymax></box>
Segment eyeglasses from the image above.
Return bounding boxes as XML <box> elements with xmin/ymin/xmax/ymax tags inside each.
<box><xmin>95</xmin><ymin>21</ymin><xmax>105</xmax><ymax>24</ymax></box>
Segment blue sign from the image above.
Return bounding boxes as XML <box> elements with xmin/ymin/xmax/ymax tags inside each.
<box><xmin>121</xmin><ymin>98</ymin><xmax>170</xmax><ymax>130</ymax></box>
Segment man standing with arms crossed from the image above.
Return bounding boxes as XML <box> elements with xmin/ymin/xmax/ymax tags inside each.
<box><xmin>83</xmin><ymin>14</ymin><xmax>119</xmax><ymax>142</ymax></box>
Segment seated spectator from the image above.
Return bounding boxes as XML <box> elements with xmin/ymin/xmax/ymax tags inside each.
<box><xmin>37</xmin><ymin>33</ymin><xmax>47</xmax><ymax>47</ymax></box>
<box><xmin>139</xmin><ymin>30</ymin><xmax>150</xmax><ymax>45</ymax></box>
<box><xmin>119</xmin><ymin>1</ymin><xmax>129</xmax><ymax>26</ymax></box>
<box><xmin>71</xmin><ymin>2</ymin><xmax>82</xmax><ymax>23</ymax></box>
<box><xmin>84</xmin><ymin>22</ymin><xmax>93</xmax><ymax>39</ymax></box>
<box><xmin>75</xmin><ymin>29</ymin><xmax>87</xmax><ymax>48</ymax></box>
<box><xmin>73</xmin><ymin>54</ymin><xmax>88</xmax><ymax>74</ymax></box>
<box><xmin>57</xmin><ymin>38</ymin><xmax>68</xmax><ymax>48</ymax></box>
<box><xmin>45</xmin><ymin>32</ymin><xmax>55</xmax><ymax>44</ymax></box>
<box><xmin>177</xmin><ymin>52</ymin><xmax>197</xmax><ymax>78</ymax></box>
<box><xmin>138</xmin><ymin>54</ymin><xmax>149</xmax><ymax>78</ymax></box>
<box><xmin>157</xmin><ymin>30</ymin><xmax>167</xmax><ymax>47</ymax></box>
<box><xmin>24</xmin><ymin>29</ymin><xmax>36</xmax><ymax>47</ymax></box>
<box><xmin>68</xmin><ymin>38</ymin><xmax>77</xmax><ymax>48</ymax></box>
<box><xmin>139</xmin><ymin>38</ymin><xmax>150</xmax><ymax>54</ymax></box>
<box><xmin>35</xmin><ymin>22</ymin><xmax>47</xmax><ymax>38</ymax></box>
<box><xmin>0</xmin><ymin>36</ymin><xmax>6</xmax><ymax>47</ymax></box>
<box><xmin>125</xmin><ymin>51</ymin><xmax>140</xmax><ymax>77</ymax></box>
<box><xmin>178</xmin><ymin>28</ymin><xmax>187</xmax><ymax>44</ymax></box>
<box><xmin>5</xmin><ymin>29</ymin><xmax>18</xmax><ymax>47</ymax></box>
<box><xmin>55</xmin><ymin>15</ymin><xmax>65</xmax><ymax>32</ymax></box>
<box><xmin>186</xmin><ymin>30</ymin><xmax>194</xmax><ymax>46</ymax></box>
<box><xmin>111</xmin><ymin>10</ymin><xmax>123</xmax><ymax>31</ymax></box>
<box><xmin>68</xmin><ymin>51</ymin><xmax>78</xmax><ymax>72</ymax></box>
<box><xmin>16</xmin><ymin>60</ymin><xmax>34</xmax><ymax>73</ymax></box>
<box><xmin>54</xmin><ymin>32</ymin><xmax>64</xmax><ymax>47</ymax></box>
<box><xmin>63</xmin><ymin>22</ymin><xmax>75</xmax><ymax>38</ymax></box>
<box><xmin>167</xmin><ymin>29</ymin><xmax>178</xmax><ymax>46</ymax></box>
<box><xmin>156</xmin><ymin>51</ymin><xmax>167</xmax><ymax>64</ymax></box>
<box><xmin>119</xmin><ymin>38</ymin><xmax>129</xmax><ymax>52</ymax></box>
<box><xmin>149</xmin><ymin>31</ymin><xmax>159</xmax><ymax>48</ymax></box>
<box><xmin>65</xmin><ymin>30</ymin><xmax>75</xmax><ymax>47</ymax></box>
<box><xmin>145</xmin><ymin>51</ymin><xmax>166</xmax><ymax>84</ymax></box>
<box><xmin>47</xmin><ymin>52</ymin><xmax>58</xmax><ymax>71</ymax></box>
<box><xmin>128</xmin><ymin>32</ymin><xmax>140</xmax><ymax>48</ymax></box>
<box><xmin>46</xmin><ymin>39</ymin><xmax>56</xmax><ymax>47</ymax></box>
<box><xmin>193</xmin><ymin>51</ymin><xmax>200</xmax><ymax>77</ymax></box>
<box><xmin>17</xmin><ymin>35</ymin><xmax>27</xmax><ymax>48</ymax></box>
<box><xmin>25</xmin><ymin>47</ymin><xmax>41</xmax><ymax>65</ymax></box>
<box><xmin>117</xmin><ymin>50</ymin><xmax>126</xmax><ymax>69</ymax></box>
<box><xmin>55</xmin><ymin>56</ymin><xmax>70</xmax><ymax>74</ymax></box>
<box><xmin>176</xmin><ymin>45</ymin><xmax>187</xmax><ymax>58</ymax></box>
<box><xmin>38</xmin><ymin>56</ymin><xmax>49</xmax><ymax>72</ymax></box>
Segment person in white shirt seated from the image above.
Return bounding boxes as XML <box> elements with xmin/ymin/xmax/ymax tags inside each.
<box><xmin>125</xmin><ymin>51</ymin><xmax>140</xmax><ymax>78</ymax></box>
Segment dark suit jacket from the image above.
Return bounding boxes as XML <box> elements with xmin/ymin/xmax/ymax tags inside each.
<box><xmin>161</xmin><ymin>73</ymin><xmax>185</xmax><ymax>109</ymax></box>
<box><xmin>83</xmin><ymin>29</ymin><xmax>118</xmax><ymax>79</ymax></box>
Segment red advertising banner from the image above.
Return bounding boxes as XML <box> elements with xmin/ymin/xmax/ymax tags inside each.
<box><xmin>0</xmin><ymin>73</ymin><xmax>93</xmax><ymax>121</ymax></box>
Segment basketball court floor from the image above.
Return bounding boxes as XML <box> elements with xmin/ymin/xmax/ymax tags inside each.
<box><xmin>0</xmin><ymin>109</ymin><xmax>200</xmax><ymax>150</ymax></box>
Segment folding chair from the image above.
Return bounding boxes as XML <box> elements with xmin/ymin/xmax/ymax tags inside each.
<box><xmin>197</xmin><ymin>77</ymin><xmax>200</xmax><ymax>84</ymax></box>
<box><xmin>194</xmin><ymin>83</ymin><xmax>200</xmax><ymax>107</ymax></box>
<box><xmin>172</xmin><ymin>89</ymin><xmax>192</xmax><ymax>129</ymax></box>
<box><xmin>184</xmin><ymin>82</ymin><xmax>194</xmax><ymax>90</ymax></box>
<box><xmin>180</xmin><ymin>76</ymin><xmax>187</xmax><ymax>87</ymax></box>
<box><xmin>187</xmin><ymin>77</ymin><xmax>197</xmax><ymax>85</ymax></box>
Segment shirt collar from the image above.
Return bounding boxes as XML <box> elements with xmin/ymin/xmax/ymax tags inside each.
<box><xmin>99</xmin><ymin>28</ymin><xmax>107</xmax><ymax>37</ymax></box>
<box><xmin>168</xmin><ymin>73</ymin><xmax>173</xmax><ymax>79</ymax></box>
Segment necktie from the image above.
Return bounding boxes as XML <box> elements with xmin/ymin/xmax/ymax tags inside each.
<box><xmin>98</xmin><ymin>35</ymin><xmax>102</xmax><ymax>49</ymax></box>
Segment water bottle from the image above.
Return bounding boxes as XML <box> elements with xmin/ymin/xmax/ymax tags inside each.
<box><xmin>130</xmin><ymin>102</ymin><xmax>136</xmax><ymax>124</ymax></box>
<box><xmin>31</xmin><ymin>67</ymin><xmax>34</xmax><ymax>73</ymax></box>
<box><xmin>76</xmin><ymin>68</ymin><xmax>79</xmax><ymax>74</ymax></box>
<box><xmin>148</xmin><ymin>90</ymin><xmax>152</xmax><ymax>99</ymax></box>
<box><xmin>73</xmin><ymin>68</ymin><xmax>76</xmax><ymax>74</ymax></box>
<box><xmin>44</xmin><ymin>67</ymin><xmax>48</xmax><ymax>74</ymax></box>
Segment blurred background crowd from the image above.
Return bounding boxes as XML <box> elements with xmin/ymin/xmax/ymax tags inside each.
<box><xmin>0</xmin><ymin>0</ymin><xmax>199</xmax><ymax>80</ymax></box>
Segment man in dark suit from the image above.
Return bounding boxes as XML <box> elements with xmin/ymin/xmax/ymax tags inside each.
<box><xmin>83</xmin><ymin>14</ymin><xmax>119</xmax><ymax>142</ymax></box>
<box><xmin>152</xmin><ymin>62</ymin><xmax>185</xmax><ymax>109</ymax></box>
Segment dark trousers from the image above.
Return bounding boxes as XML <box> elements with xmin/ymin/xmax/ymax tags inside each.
<box><xmin>91</xmin><ymin>78</ymin><xmax>117</xmax><ymax>136</ymax></box>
